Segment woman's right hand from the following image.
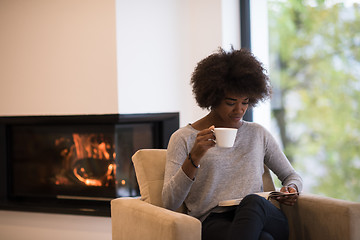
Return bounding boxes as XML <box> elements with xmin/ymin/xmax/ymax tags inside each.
<box><xmin>181</xmin><ymin>125</ymin><xmax>216</xmax><ymax>179</ymax></box>
<box><xmin>189</xmin><ymin>125</ymin><xmax>216</xmax><ymax>164</ymax></box>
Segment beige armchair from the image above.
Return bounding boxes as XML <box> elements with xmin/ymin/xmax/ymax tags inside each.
<box><xmin>111</xmin><ymin>149</ymin><xmax>360</xmax><ymax>240</ymax></box>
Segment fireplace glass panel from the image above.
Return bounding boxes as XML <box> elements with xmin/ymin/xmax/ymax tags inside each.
<box><xmin>9</xmin><ymin>123</ymin><xmax>153</xmax><ymax>201</ymax></box>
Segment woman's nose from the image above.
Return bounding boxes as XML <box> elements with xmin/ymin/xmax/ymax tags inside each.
<box><xmin>233</xmin><ymin>103</ymin><xmax>244</xmax><ymax>113</ymax></box>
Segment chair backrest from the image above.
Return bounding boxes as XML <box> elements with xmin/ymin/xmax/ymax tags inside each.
<box><xmin>132</xmin><ymin>149</ymin><xmax>275</xmax><ymax>209</ymax></box>
<box><xmin>132</xmin><ymin>149</ymin><xmax>167</xmax><ymax>207</ymax></box>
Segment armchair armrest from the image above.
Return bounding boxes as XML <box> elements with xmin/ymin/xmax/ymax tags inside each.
<box><xmin>281</xmin><ymin>193</ymin><xmax>360</xmax><ymax>240</ymax></box>
<box><xmin>111</xmin><ymin>198</ymin><xmax>201</xmax><ymax>240</ymax></box>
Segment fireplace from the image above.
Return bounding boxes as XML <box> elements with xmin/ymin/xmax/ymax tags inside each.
<box><xmin>0</xmin><ymin>113</ymin><xmax>179</xmax><ymax>216</ymax></box>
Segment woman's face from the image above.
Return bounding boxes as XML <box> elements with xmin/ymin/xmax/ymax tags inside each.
<box><xmin>211</xmin><ymin>93</ymin><xmax>249</xmax><ymax>129</ymax></box>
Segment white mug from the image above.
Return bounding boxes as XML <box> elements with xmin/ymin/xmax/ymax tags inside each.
<box><xmin>213</xmin><ymin>128</ymin><xmax>237</xmax><ymax>148</ymax></box>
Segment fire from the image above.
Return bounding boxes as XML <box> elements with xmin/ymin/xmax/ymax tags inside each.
<box><xmin>73</xmin><ymin>134</ymin><xmax>111</xmax><ymax>160</ymax></box>
<box><xmin>55</xmin><ymin>133</ymin><xmax>116</xmax><ymax>187</ymax></box>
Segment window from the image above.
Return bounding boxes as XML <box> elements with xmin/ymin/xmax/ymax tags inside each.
<box><xmin>251</xmin><ymin>0</ymin><xmax>360</xmax><ymax>201</ymax></box>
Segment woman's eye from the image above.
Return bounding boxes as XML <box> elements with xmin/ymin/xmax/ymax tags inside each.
<box><xmin>226</xmin><ymin>102</ymin><xmax>235</xmax><ymax>106</ymax></box>
<box><xmin>242</xmin><ymin>102</ymin><xmax>249</xmax><ymax>105</ymax></box>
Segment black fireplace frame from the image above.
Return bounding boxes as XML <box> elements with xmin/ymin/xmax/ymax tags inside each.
<box><xmin>0</xmin><ymin>113</ymin><xmax>179</xmax><ymax>216</ymax></box>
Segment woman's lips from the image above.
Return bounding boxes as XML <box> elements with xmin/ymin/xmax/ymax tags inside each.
<box><xmin>230</xmin><ymin>116</ymin><xmax>242</xmax><ymax>121</ymax></box>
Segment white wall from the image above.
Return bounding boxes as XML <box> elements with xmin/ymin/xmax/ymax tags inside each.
<box><xmin>222</xmin><ymin>0</ymin><xmax>240</xmax><ymax>50</ymax></box>
<box><xmin>0</xmin><ymin>1</ymin><xmax>116</xmax><ymax>239</ymax></box>
<box><xmin>116</xmin><ymin>0</ymin><xmax>229</xmax><ymax>126</ymax></box>
<box><xmin>0</xmin><ymin>0</ymin><xmax>118</xmax><ymax>116</ymax></box>
<box><xmin>0</xmin><ymin>0</ymin><xmax>240</xmax><ymax>239</ymax></box>
<box><xmin>0</xmin><ymin>0</ymin><xmax>237</xmax><ymax>126</ymax></box>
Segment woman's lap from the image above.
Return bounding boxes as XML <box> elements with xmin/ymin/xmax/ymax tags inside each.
<box><xmin>202</xmin><ymin>194</ymin><xmax>289</xmax><ymax>240</ymax></box>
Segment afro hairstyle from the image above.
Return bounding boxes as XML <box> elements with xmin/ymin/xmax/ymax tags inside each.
<box><xmin>190</xmin><ymin>47</ymin><xmax>272</xmax><ymax>109</ymax></box>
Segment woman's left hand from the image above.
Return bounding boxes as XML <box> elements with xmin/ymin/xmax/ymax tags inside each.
<box><xmin>276</xmin><ymin>185</ymin><xmax>299</xmax><ymax>206</ymax></box>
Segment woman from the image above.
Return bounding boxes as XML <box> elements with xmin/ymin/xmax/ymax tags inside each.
<box><xmin>162</xmin><ymin>48</ymin><xmax>302</xmax><ymax>240</ymax></box>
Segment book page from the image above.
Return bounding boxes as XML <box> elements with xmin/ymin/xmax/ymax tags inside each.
<box><xmin>218</xmin><ymin>191</ymin><xmax>298</xmax><ymax>207</ymax></box>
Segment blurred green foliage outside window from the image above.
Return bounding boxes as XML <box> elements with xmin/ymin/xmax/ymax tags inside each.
<box><xmin>268</xmin><ymin>0</ymin><xmax>360</xmax><ymax>201</ymax></box>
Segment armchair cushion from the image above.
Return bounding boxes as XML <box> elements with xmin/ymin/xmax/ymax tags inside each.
<box><xmin>282</xmin><ymin>193</ymin><xmax>360</xmax><ymax>240</ymax></box>
<box><xmin>132</xmin><ymin>149</ymin><xmax>166</xmax><ymax>207</ymax></box>
<box><xmin>111</xmin><ymin>197</ymin><xmax>201</xmax><ymax>240</ymax></box>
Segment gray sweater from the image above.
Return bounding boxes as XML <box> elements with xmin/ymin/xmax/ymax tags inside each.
<box><xmin>162</xmin><ymin>121</ymin><xmax>303</xmax><ymax>221</ymax></box>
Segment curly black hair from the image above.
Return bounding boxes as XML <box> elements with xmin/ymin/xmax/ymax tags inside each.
<box><xmin>190</xmin><ymin>48</ymin><xmax>272</xmax><ymax>109</ymax></box>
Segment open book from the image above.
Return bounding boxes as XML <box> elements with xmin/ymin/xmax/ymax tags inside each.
<box><xmin>218</xmin><ymin>191</ymin><xmax>299</xmax><ymax>207</ymax></box>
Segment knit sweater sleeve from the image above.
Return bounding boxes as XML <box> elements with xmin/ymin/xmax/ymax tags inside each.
<box><xmin>263</xmin><ymin>127</ymin><xmax>303</xmax><ymax>192</ymax></box>
<box><xmin>162</xmin><ymin>127</ymin><xmax>195</xmax><ymax>211</ymax></box>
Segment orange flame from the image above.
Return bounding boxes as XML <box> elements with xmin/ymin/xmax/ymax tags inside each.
<box><xmin>55</xmin><ymin>133</ymin><xmax>115</xmax><ymax>187</ymax></box>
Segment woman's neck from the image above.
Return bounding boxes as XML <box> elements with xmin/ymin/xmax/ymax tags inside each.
<box><xmin>190</xmin><ymin>114</ymin><xmax>213</xmax><ymax>131</ymax></box>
